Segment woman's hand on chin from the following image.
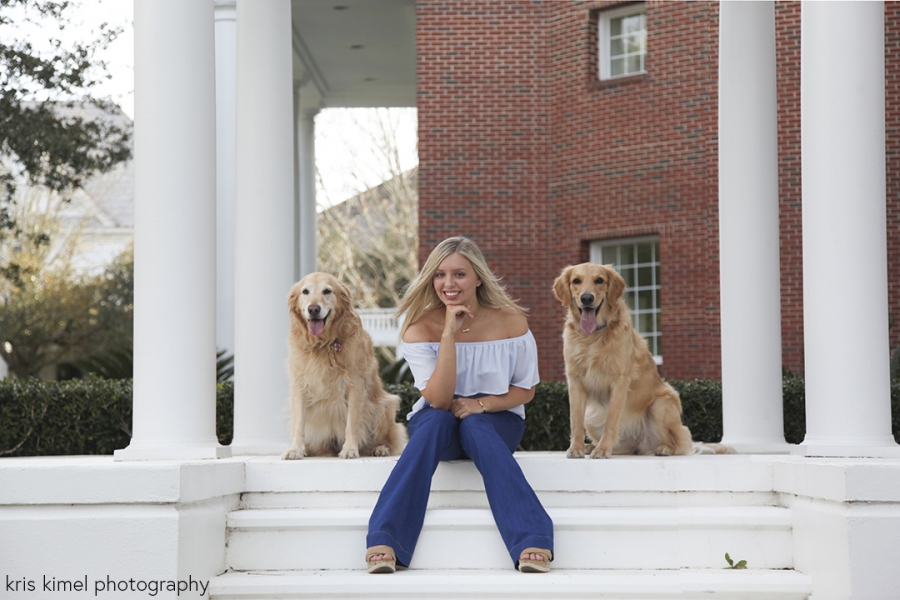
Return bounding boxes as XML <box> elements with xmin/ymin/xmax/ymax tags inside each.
<box><xmin>443</xmin><ymin>304</ymin><xmax>474</xmax><ymax>336</ymax></box>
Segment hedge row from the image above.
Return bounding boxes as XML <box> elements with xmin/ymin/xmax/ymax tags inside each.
<box><xmin>2</xmin><ymin>376</ymin><xmax>899</xmax><ymax>457</ymax></box>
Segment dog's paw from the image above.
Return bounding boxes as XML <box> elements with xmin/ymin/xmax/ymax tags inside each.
<box><xmin>338</xmin><ymin>446</ymin><xmax>360</xmax><ymax>459</ymax></box>
<box><xmin>590</xmin><ymin>445</ymin><xmax>612</xmax><ymax>459</ymax></box>
<box><xmin>654</xmin><ymin>445</ymin><xmax>672</xmax><ymax>457</ymax></box>
<box><xmin>282</xmin><ymin>447</ymin><xmax>306</xmax><ymax>460</ymax></box>
<box><xmin>372</xmin><ymin>444</ymin><xmax>391</xmax><ymax>457</ymax></box>
<box><xmin>566</xmin><ymin>445</ymin><xmax>585</xmax><ymax>459</ymax></box>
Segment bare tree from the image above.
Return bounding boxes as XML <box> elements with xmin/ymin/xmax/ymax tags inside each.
<box><xmin>315</xmin><ymin>108</ymin><xmax>418</xmax><ymax>363</ymax></box>
<box><xmin>316</xmin><ymin>109</ymin><xmax>418</xmax><ymax>309</ymax></box>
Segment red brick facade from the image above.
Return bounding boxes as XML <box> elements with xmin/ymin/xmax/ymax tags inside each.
<box><xmin>416</xmin><ymin>1</ymin><xmax>900</xmax><ymax>383</ymax></box>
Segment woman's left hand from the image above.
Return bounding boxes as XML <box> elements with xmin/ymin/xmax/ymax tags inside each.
<box><xmin>450</xmin><ymin>397</ymin><xmax>484</xmax><ymax>420</ymax></box>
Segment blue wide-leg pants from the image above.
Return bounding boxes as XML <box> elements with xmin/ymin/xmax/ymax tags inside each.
<box><xmin>367</xmin><ymin>405</ymin><xmax>554</xmax><ymax>569</ymax></box>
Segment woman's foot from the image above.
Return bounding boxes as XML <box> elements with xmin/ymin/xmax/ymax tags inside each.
<box><xmin>366</xmin><ymin>545</ymin><xmax>396</xmax><ymax>574</ymax></box>
<box><xmin>518</xmin><ymin>547</ymin><xmax>551</xmax><ymax>573</ymax></box>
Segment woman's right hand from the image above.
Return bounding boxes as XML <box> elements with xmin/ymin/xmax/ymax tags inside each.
<box><xmin>443</xmin><ymin>304</ymin><xmax>474</xmax><ymax>337</ymax></box>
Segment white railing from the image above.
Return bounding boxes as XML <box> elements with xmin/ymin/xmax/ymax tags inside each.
<box><xmin>356</xmin><ymin>308</ymin><xmax>403</xmax><ymax>349</ymax></box>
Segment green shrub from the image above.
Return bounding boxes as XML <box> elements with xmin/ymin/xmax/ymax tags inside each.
<box><xmin>217</xmin><ymin>381</ymin><xmax>234</xmax><ymax>446</ymax></box>
<box><xmin>0</xmin><ymin>378</ymin><xmax>235</xmax><ymax>457</ymax></box>
<box><xmin>0</xmin><ymin>377</ymin><xmax>132</xmax><ymax>456</ymax></box>
<box><xmin>2</xmin><ymin>376</ymin><xmax>898</xmax><ymax>456</ymax></box>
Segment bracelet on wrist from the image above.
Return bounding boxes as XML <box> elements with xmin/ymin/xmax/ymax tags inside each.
<box><xmin>478</xmin><ymin>399</ymin><xmax>486</xmax><ymax>413</ymax></box>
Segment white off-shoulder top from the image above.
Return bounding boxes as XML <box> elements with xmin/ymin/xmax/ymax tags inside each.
<box><xmin>401</xmin><ymin>330</ymin><xmax>540</xmax><ymax>420</ymax></box>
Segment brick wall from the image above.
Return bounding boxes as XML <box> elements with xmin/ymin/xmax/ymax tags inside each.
<box><xmin>886</xmin><ymin>2</ymin><xmax>900</xmax><ymax>368</ymax></box>
<box><xmin>775</xmin><ymin>1</ymin><xmax>804</xmax><ymax>374</ymax></box>
<box><xmin>416</xmin><ymin>0</ymin><xmax>558</xmax><ymax>377</ymax></box>
<box><xmin>416</xmin><ymin>0</ymin><xmax>900</xmax><ymax>382</ymax></box>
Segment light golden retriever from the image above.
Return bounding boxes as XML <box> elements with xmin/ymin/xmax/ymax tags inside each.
<box><xmin>282</xmin><ymin>272</ymin><xmax>408</xmax><ymax>460</ymax></box>
<box><xmin>553</xmin><ymin>263</ymin><xmax>733</xmax><ymax>458</ymax></box>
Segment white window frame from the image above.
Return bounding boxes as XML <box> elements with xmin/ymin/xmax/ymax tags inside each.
<box><xmin>590</xmin><ymin>236</ymin><xmax>662</xmax><ymax>365</ymax></box>
<box><xmin>598</xmin><ymin>3</ymin><xmax>647</xmax><ymax>81</ymax></box>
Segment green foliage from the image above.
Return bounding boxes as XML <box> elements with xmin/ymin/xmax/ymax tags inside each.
<box><xmin>724</xmin><ymin>553</ymin><xmax>747</xmax><ymax>569</ymax></box>
<box><xmin>381</xmin><ymin>356</ymin><xmax>413</xmax><ymax>385</ymax></box>
<box><xmin>670</xmin><ymin>379</ymin><xmax>725</xmax><ymax>443</ymax></box>
<box><xmin>0</xmin><ymin>247</ymin><xmax>133</xmax><ymax>378</ymax></box>
<box><xmin>781</xmin><ymin>373</ymin><xmax>807</xmax><ymax>445</ymax></box>
<box><xmin>0</xmin><ymin>0</ymin><xmax>132</xmax><ymax>231</ymax></box>
<box><xmin>0</xmin><ymin>377</ymin><xmax>236</xmax><ymax>456</ymax></box>
<box><xmin>216</xmin><ymin>349</ymin><xmax>234</xmax><ymax>383</ymax></box>
<box><xmin>519</xmin><ymin>381</ymin><xmax>571</xmax><ymax>451</ymax></box>
<box><xmin>0</xmin><ymin>376</ymin><xmax>131</xmax><ymax>456</ymax></box>
<box><xmin>216</xmin><ymin>381</ymin><xmax>234</xmax><ymax>446</ymax></box>
<box><xmin>3</xmin><ymin>376</ymin><xmax>898</xmax><ymax>457</ymax></box>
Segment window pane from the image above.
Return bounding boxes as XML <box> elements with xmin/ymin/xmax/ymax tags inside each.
<box><xmin>638</xmin><ymin>266</ymin><xmax>652</xmax><ymax>287</ymax></box>
<box><xmin>610</xmin><ymin>16</ymin><xmax>622</xmax><ymax>37</ymax></box>
<box><xmin>627</xmin><ymin>55</ymin><xmax>642</xmax><ymax>74</ymax></box>
<box><xmin>625</xmin><ymin>34</ymin><xmax>642</xmax><ymax>54</ymax></box>
<box><xmin>639</xmin><ymin>313</ymin><xmax>653</xmax><ymax>332</ymax></box>
<box><xmin>622</xmin><ymin>14</ymin><xmax>643</xmax><ymax>34</ymax></box>
<box><xmin>593</xmin><ymin>234</ymin><xmax>660</xmax><ymax>357</ymax></box>
<box><xmin>611</xmin><ymin>37</ymin><xmax>624</xmax><ymax>58</ymax></box>
<box><xmin>602</xmin><ymin>246</ymin><xmax>617</xmax><ymax>265</ymax></box>
<box><xmin>638</xmin><ymin>289</ymin><xmax>653</xmax><ymax>310</ymax></box>
<box><xmin>637</xmin><ymin>242</ymin><xmax>652</xmax><ymax>263</ymax></box>
<box><xmin>611</xmin><ymin>57</ymin><xmax>625</xmax><ymax>77</ymax></box>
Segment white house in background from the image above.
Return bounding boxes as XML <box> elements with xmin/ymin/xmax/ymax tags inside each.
<box><xmin>0</xmin><ymin>2</ymin><xmax>899</xmax><ymax>599</ymax></box>
<box><xmin>63</xmin><ymin>147</ymin><xmax>135</xmax><ymax>275</ymax></box>
<box><xmin>0</xmin><ymin>107</ymin><xmax>134</xmax><ymax>380</ymax></box>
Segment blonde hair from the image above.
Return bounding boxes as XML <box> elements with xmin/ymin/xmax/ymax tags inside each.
<box><xmin>397</xmin><ymin>237</ymin><xmax>526</xmax><ymax>337</ymax></box>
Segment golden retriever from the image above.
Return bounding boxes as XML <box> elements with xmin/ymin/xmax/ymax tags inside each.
<box><xmin>553</xmin><ymin>263</ymin><xmax>733</xmax><ymax>458</ymax></box>
<box><xmin>282</xmin><ymin>272</ymin><xmax>408</xmax><ymax>460</ymax></box>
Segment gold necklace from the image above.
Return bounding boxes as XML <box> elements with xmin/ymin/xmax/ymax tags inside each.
<box><xmin>461</xmin><ymin>309</ymin><xmax>483</xmax><ymax>333</ymax></box>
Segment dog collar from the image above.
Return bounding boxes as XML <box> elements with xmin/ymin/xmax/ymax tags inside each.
<box><xmin>333</xmin><ymin>339</ymin><xmax>342</xmax><ymax>353</ymax></box>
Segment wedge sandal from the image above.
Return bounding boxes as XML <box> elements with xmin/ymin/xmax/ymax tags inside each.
<box><xmin>517</xmin><ymin>547</ymin><xmax>551</xmax><ymax>573</ymax></box>
<box><xmin>366</xmin><ymin>545</ymin><xmax>396</xmax><ymax>574</ymax></box>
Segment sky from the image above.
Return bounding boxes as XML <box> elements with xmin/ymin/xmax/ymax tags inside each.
<box><xmin>7</xmin><ymin>0</ymin><xmax>417</xmax><ymax>209</ymax></box>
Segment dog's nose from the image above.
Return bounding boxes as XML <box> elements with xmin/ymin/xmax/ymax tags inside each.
<box><xmin>580</xmin><ymin>293</ymin><xmax>595</xmax><ymax>307</ymax></box>
<box><xmin>308</xmin><ymin>304</ymin><xmax>321</xmax><ymax>318</ymax></box>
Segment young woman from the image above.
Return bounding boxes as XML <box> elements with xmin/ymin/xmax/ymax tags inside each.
<box><xmin>365</xmin><ymin>237</ymin><xmax>553</xmax><ymax>574</ymax></box>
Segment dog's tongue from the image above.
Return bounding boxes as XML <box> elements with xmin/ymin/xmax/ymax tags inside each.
<box><xmin>580</xmin><ymin>308</ymin><xmax>598</xmax><ymax>334</ymax></box>
<box><xmin>308</xmin><ymin>319</ymin><xmax>325</xmax><ymax>336</ymax></box>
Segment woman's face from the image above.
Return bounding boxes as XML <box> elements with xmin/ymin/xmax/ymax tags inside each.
<box><xmin>433</xmin><ymin>253</ymin><xmax>481</xmax><ymax>307</ymax></box>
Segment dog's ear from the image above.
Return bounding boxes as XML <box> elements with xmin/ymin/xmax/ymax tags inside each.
<box><xmin>287</xmin><ymin>283</ymin><xmax>305</xmax><ymax>322</ymax></box>
<box><xmin>334</xmin><ymin>279</ymin><xmax>353</xmax><ymax>314</ymax></box>
<box><xmin>605</xmin><ymin>265</ymin><xmax>626</xmax><ymax>306</ymax></box>
<box><xmin>552</xmin><ymin>266</ymin><xmax>573</xmax><ymax>308</ymax></box>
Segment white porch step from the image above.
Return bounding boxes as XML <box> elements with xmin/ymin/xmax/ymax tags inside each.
<box><xmin>209</xmin><ymin>569</ymin><xmax>812</xmax><ymax>600</ymax></box>
<box><xmin>226</xmin><ymin>505</ymin><xmax>793</xmax><ymax>571</ymax></box>
<box><xmin>221</xmin><ymin>454</ymin><xmax>806</xmax><ymax>598</ymax></box>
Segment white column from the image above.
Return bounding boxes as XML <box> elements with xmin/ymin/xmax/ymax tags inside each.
<box><xmin>799</xmin><ymin>1</ymin><xmax>900</xmax><ymax>457</ymax></box>
<box><xmin>231</xmin><ymin>0</ymin><xmax>295</xmax><ymax>454</ymax></box>
<box><xmin>295</xmin><ymin>103</ymin><xmax>319</xmax><ymax>280</ymax></box>
<box><xmin>717</xmin><ymin>1</ymin><xmax>789</xmax><ymax>453</ymax></box>
<box><xmin>215</xmin><ymin>0</ymin><xmax>237</xmax><ymax>359</ymax></box>
<box><xmin>116</xmin><ymin>0</ymin><xmax>228</xmax><ymax>460</ymax></box>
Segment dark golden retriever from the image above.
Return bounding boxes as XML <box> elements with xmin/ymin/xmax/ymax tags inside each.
<box><xmin>553</xmin><ymin>263</ymin><xmax>732</xmax><ymax>458</ymax></box>
<box><xmin>282</xmin><ymin>272</ymin><xmax>407</xmax><ymax>460</ymax></box>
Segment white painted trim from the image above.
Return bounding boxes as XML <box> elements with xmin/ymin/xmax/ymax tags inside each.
<box><xmin>598</xmin><ymin>2</ymin><xmax>647</xmax><ymax>81</ymax></box>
